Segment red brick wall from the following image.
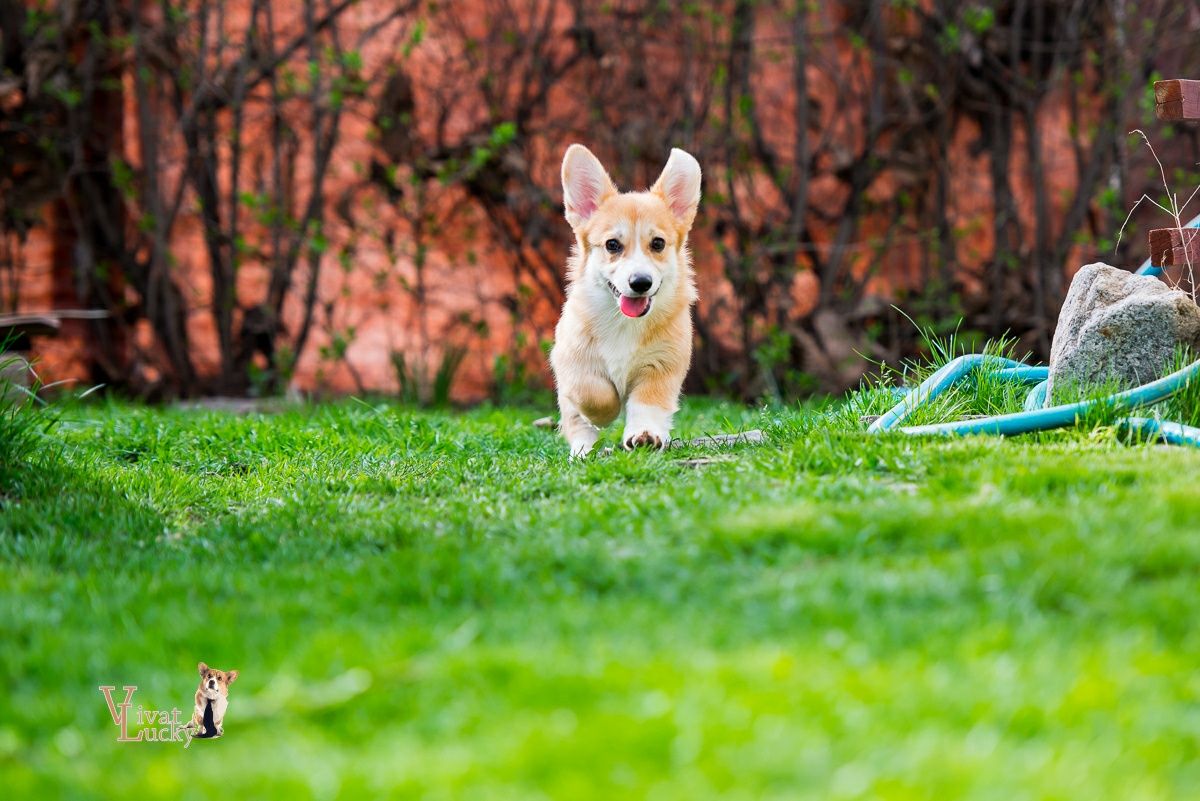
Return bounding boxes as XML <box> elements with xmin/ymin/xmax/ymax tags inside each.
<box><xmin>1</xmin><ymin>2</ymin><xmax>1116</xmax><ymax>399</ymax></box>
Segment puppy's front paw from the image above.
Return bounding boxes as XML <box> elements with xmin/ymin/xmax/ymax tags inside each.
<box><xmin>622</xmin><ymin>400</ymin><xmax>673</xmax><ymax>453</ymax></box>
<box><xmin>623</xmin><ymin>430</ymin><xmax>667</xmax><ymax>450</ymax></box>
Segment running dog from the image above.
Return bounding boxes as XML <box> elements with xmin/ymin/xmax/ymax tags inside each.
<box><xmin>550</xmin><ymin>144</ymin><xmax>702</xmax><ymax>458</ymax></box>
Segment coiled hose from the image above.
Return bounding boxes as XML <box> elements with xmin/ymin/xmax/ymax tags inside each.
<box><xmin>868</xmin><ymin>213</ymin><xmax>1200</xmax><ymax>446</ymax></box>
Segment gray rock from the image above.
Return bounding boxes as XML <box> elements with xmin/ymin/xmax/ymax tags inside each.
<box><xmin>1047</xmin><ymin>263</ymin><xmax>1200</xmax><ymax>401</ymax></box>
<box><xmin>0</xmin><ymin>354</ymin><xmax>31</xmax><ymax>404</ymax></box>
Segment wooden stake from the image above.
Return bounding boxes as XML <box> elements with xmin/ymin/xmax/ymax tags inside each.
<box><xmin>1155</xmin><ymin>80</ymin><xmax>1200</xmax><ymax>121</ymax></box>
<box><xmin>1149</xmin><ymin>228</ymin><xmax>1200</xmax><ymax>267</ymax></box>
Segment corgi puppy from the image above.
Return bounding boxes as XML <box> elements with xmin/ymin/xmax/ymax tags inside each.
<box><xmin>550</xmin><ymin>144</ymin><xmax>702</xmax><ymax>458</ymax></box>
<box><xmin>188</xmin><ymin>662</ymin><xmax>238</xmax><ymax>738</ymax></box>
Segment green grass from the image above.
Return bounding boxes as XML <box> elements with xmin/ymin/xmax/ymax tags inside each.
<box><xmin>3</xmin><ymin>388</ymin><xmax>1200</xmax><ymax>799</ymax></box>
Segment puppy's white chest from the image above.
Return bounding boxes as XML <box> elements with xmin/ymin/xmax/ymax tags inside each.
<box><xmin>211</xmin><ymin>695</ymin><xmax>228</xmax><ymax>720</ymax></box>
<box><xmin>596</xmin><ymin>322</ymin><xmax>643</xmax><ymax>396</ymax></box>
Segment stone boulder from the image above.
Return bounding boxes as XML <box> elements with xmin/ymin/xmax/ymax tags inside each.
<box><xmin>1047</xmin><ymin>262</ymin><xmax>1200</xmax><ymax>401</ymax></box>
<box><xmin>0</xmin><ymin>353</ymin><xmax>31</xmax><ymax>404</ymax></box>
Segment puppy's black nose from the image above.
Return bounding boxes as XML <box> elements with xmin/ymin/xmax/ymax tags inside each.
<box><xmin>628</xmin><ymin>274</ymin><xmax>652</xmax><ymax>294</ymax></box>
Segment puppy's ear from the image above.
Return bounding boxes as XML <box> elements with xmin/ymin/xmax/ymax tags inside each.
<box><xmin>651</xmin><ymin>148</ymin><xmax>702</xmax><ymax>229</ymax></box>
<box><xmin>562</xmin><ymin>144</ymin><xmax>616</xmax><ymax>230</ymax></box>
<box><xmin>198</xmin><ymin>662</ymin><xmax>208</xmax><ymax>675</ymax></box>
<box><xmin>227</xmin><ymin>670</ymin><xmax>239</xmax><ymax>684</ymax></box>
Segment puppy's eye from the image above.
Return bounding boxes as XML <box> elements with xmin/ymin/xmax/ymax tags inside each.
<box><xmin>604</xmin><ymin>238</ymin><xmax>623</xmax><ymax>254</ymax></box>
<box><xmin>650</xmin><ymin>237</ymin><xmax>666</xmax><ymax>253</ymax></box>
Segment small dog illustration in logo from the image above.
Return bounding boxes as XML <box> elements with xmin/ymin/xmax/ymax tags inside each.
<box><xmin>188</xmin><ymin>662</ymin><xmax>238</xmax><ymax>739</ymax></box>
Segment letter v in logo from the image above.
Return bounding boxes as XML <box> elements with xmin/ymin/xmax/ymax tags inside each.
<box><xmin>98</xmin><ymin>685</ymin><xmax>142</xmax><ymax>742</ymax></box>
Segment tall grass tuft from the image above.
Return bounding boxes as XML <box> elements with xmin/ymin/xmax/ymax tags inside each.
<box><xmin>1153</xmin><ymin>346</ymin><xmax>1200</xmax><ymax>428</ymax></box>
<box><xmin>390</xmin><ymin>345</ymin><xmax>468</xmax><ymax>408</ymax></box>
<box><xmin>833</xmin><ymin>316</ymin><xmax>1033</xmax><ymax>430</ymax></box>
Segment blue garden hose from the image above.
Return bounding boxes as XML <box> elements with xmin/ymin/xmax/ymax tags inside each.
<box><xmin>868</xmin><ymin>212</ymin><xmax>1200</xmax><ymax>447</ymax></box>
<box><xmin>1119</xmin><ymin>417</ymin><xmax>1200</xmax><ymax>447</ymax></box>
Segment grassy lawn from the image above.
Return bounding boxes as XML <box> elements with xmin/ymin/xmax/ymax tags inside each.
<box><xmin>2</xmin><ymin>393</ymin><xmax>1200</xmax><ymax>799</ymax></box>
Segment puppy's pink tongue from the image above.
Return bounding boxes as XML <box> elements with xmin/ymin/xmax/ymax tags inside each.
<box><xmin>619</xmin><ymin>295</ymin><xmax>650</xmax><ymax>318</ymax></box>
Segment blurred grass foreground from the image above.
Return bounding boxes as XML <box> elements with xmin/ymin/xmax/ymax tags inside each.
<box><xmin>2</xmin><ymin>395</ymin><xmax>1199</xmax><ymax>798</ymax></box>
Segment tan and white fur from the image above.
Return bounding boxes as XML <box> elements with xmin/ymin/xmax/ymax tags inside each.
<box><xmin>188</xmin><ymin>661</ymin><xmax>238</xmax><ymax>737</ymax></box>
<box><xmin>550</xmin><ymin>144</ymin><xmax>701</xmax><ymax>458</ymax></box>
